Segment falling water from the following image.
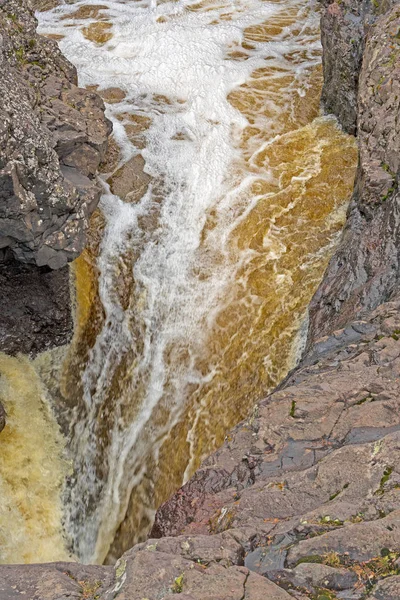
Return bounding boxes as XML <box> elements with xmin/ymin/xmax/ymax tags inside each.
<box><xmin>28</xmin><ymin>0</ymin><xmax>359</xmax><ymax>564</ymax></box>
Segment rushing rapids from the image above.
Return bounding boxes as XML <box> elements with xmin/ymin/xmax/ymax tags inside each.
<box><xmin>0</xmin><ymin>0</ymin><xmax>357</xmax><ymax>565</ymax></box>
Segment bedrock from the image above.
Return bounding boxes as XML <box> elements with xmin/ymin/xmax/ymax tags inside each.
<box><xmin>0</xmin><ymin>0</ymin><xmax>111</xmax><ymax>356</ymax></box>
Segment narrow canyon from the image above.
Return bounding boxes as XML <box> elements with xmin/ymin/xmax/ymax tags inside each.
<box><xmin>1</xmin><ymin>0</ymin><xmax>400</xmax><ymax>599</ymax></box>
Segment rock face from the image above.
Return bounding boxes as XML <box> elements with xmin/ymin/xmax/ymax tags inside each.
<box><xmin>0</xmin><ymin>0</ymin><xmax>111</xmax><ymax>269</ymax></box>
<box><xmin>0</xmin><ymin>0</ymin><xmax>111</xmax><ymax>356</ymax></box>
<box><xmin>4</xmin><ymin>298</ymin><xmax>400</xmax><ymax>597</ymax></box>
<box><xmin>319</xmin><ymin>0</ymin><xmax>396</xmax><ymax>135</ymax></box>
<box><xmin>308</xmin><ymin>2</ymin><xmax>400</xmax><ymax>343</ymax></box>
<box><xmin>0</xmin><ymin>248</ymin><xmax>72</xmax><ymax>355</ymax></box>
<box><xmin>150</xmin><ymin>296</ymin><xmax>400</xmax><ymax>598</ymax></box>
<box><xmin>3</xmin><ymin>1</ymin><xmax>400</xmax><ymax>600</ymax></box>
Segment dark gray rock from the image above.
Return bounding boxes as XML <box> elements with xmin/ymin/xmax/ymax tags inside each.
<box><xmin>0</xmin><ymin>248</ymin><xmax>72</xmax><ymax>355</ymax></box>
<box><xmin>0</xmin><ymin>1</ymin><xmax>112</xmax><ymax>355</ymax></box>
<box><xmin>0</xmin><ymin>400</ymin><xmax>6</xmax><ymax>433</ymax></box>
<box><xmin>307</xmin><ymin>3</ymin><xmax>400</xmax><ymax>343</ymax></box>
<box><xmin>319</xmin><ymin>0</ymin><xmax>396</xmax><ymax>135</ymax></box>
<box><xmin>0</xmin><ymin>0</ymin><xmax>112</xmax><ymax>270</ymax></box>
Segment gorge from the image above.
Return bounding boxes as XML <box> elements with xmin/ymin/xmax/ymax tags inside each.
<box><xmin>1</xmin><ymin>0</ymin><xmax>400</xmax><ymax>599</ymax></box>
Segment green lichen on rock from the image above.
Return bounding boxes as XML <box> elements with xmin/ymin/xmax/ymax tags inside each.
<box><xmin>290</xmin><ymin>400</ymin><xmax>296</xmax><ymax>418</ymax></box>
<box><xmin>374</xmin><ymin>466</ymin><xmax>393</xmax><ymax>495</ymax></box>
<box><xmin>171</xmin><ymin>574</ymin><xmax>184</xmax><ymax>593</ymax></box>
<box><xmin>115</xmin><ymin>558</ymin><xmax>127</xmax><ymax>579</ymax></box>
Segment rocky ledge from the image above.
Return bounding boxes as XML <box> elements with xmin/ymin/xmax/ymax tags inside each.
<box><xmin>4</xmin><ymin>297</ymin><xmax>400</xmax><ymax>599</ymax></box>
<box><xmin>0</xmin><ymin>0</ymin><xmax>111</xmax><ymax>354</ymax></box>
<box><xmin>2</xmin><ymin>1</ymin><xmax>400</xmax><ymax>600</ymax></box>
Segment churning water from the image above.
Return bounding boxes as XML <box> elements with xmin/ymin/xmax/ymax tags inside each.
<box><xmin>0</xmin><ymin>0</ymin><xmax>357</xmax><ymax>565</ymax></box>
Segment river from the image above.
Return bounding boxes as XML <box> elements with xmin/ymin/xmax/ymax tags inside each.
<box><xmin>0</xmin><ymin>0</ymin><xmax>357</xmax><ymax>566</ymax></box>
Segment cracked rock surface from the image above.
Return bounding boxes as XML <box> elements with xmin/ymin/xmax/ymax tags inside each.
<box><xmin>0</xmin><ymin>0</ymin><xmax>111</xmax><ymax>356</ymax></box>
<box><xmin>309</xmin><ymin>3</ymin><xmax>400</xmax><ymax>342</ymax></box>
<box><xmin>0</xmin><ymin>0</ymin><xmax>111</xmax><ymax>268</ymax></box>
<box><xmin>3</xmin><ymin>1</ymin><xmax>400</xmax><ymax>600</ymax></box>
<box><xmin>4</xmin><ymin>297</ymin><xmax>400</xmax><ymax>597</ymax></box>
<box><xmin>151</xmin><ymin>295</ymin><xmax>400</xmax><ymax>599</ymax></box>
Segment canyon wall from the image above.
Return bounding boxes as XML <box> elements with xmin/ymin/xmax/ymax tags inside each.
<box><xmin>0</xmin><ymin>0</ymin><xmax>111</xmax><ymax>355</ymax></box>
<box><xmin>2</xmin><ymin>1</ymin><xmax>400</xmax><ymax>599</ymax></box>
<box><xmin>308</xmin><ymin>0</ymin><xmax>400</xmax><ymax>342</ymax></box>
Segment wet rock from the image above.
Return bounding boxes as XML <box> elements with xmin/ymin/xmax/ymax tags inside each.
<box><xmin>0</xmin><ymin>1</ymin><xmax>112</xmax><ymax>269</ymax></box>
<box><xmin>107</xmin><ymin>154</ymin><xmax>151</xmax><ymax>202</ymax></box>
<box><xmin>5</xmin><ymin>298</ymin><xmax>400</xmax><ymax>596</ymax></box>
<box><xmin>0</xmin><ymin>248</ymin><xmax>72</xmax><ymax>355</ymax></box>
<box><xmin>319</xmin><ymin>0</ymin><xmax>396</xmax><ymax>134</ymax></box>
<box><xmin>308</xmin><ymin>3</ymin><xmax>400</xmax><ymax>342</ymax></box>
<box><xmin>150</xmin><ymin>296</ymin><xmax>400</xmax><ymax>597</ymax></box>
<box><xmin>0</xmin><ymin>401</ymin><xmax>6</xmax><ymax>433</ymax></box>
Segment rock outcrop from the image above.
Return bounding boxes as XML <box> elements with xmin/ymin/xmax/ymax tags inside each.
<box><xmin>319</xmin><ymin>0</ymin><xmax>396</xmax><ymax>135</ymax></box>
<box><xmin>4</xmin><ymin>297</ymin><xmax>400</xmax><ymax>598</ymax></box>
<box><xmin>0</xmin><ymin>248</ymin><xmax>73</xmax><ymax>354</ymax></box>
<box><xmin>2</xmin><ymin>1</ymin><xmax>400</xmax><ymax>599</ymax></box>
<box><xmin>0</xmin><ymin>0</ymin><xmax>111</xmax><ymax>268</ymax></box>
<box><xmin>151</xmin><ymin>296</ymin><xmax>400</xmax><ymax>599</ymax></box>
<box><xmin>0</xmin><ymin>0</ymin><xmax>111</xmax><ymax>355</ymax></box>
<box><xmin>308</xmin><ymin>1</ymin><xmax>400</xmax><ymax>343</ymax></box>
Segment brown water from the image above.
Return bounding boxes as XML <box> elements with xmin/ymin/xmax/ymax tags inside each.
<box><xmin>0</xmin><ymin>0</ymin><xmax>358</xmax><ymax>565</ymax></box>
<box><xmin>0</xmin><ymin>354</ymin><xmax>69</xmax><ymax>563</ymax></box>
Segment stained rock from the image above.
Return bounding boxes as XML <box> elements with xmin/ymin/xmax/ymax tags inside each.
<box><xmin>150</xmin><ymin>295</ymin><xmax>400</xmax><ymax>598</ymax></box>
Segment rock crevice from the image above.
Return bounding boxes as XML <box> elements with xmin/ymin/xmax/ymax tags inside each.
<box><xmin>3</xmin><ymin>0</ymin><xmax>400</xmax><ymax>599</ymax></box>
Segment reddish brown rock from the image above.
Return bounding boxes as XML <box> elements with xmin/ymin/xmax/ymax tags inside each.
<box><xmin>107</xmin><ymin>154</ymin><xmax>151</xmax><ymax>202</ymax></box>
<box><xmin>151</xmin><ymin>295</ymin><xmax>400</xmax><ymax>598</ymax></box>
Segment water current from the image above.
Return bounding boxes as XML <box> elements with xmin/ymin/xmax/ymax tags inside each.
<box><xmin>0</xmin><ymin>0</ymin><xmax>357</xmax><ymax>565</ymax></box>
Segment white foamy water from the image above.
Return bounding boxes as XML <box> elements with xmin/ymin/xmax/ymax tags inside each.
<box><xmin>36</xmin><ymin>0</ymin><xmax>347</xmax><ymax>565</ymax></box>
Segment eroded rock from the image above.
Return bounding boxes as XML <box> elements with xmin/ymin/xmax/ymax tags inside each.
<box><xmin>308</xmin><ymin>3</ymin><xmax>400</xmax><ymax>342</ymax></box>
<box><xmin>0</xmin><ymin>0</ymin><xmax>112</xmax><ymax>269</ymax></box>
<box><xmin>151</xmin><ymin>296</ymin><xmax>400</xmax><ymax>598</ymax></box>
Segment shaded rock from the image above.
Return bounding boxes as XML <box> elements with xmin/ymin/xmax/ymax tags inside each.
<box><xmin>319</xmin><ymin>0</ymin><xmax>396</xmax><ymax>134</ymax></box>
<box><xmin>308</xmin><ymin>3</ymin><xmax>400</xmax><ymax>343</ymax></box>
<box><xmin>150</xmin><ymin>296</ymin><xmax>400</xmax><ymax>597</ymax></box>
<box><xmin>0</xmin><ymin>248</ymin><xmax>72</xmax><ymax>355</ymax></box>
<box><xmin>0</xmin><ymin>401</ymin><xmax>6</xmax><ymax>433</ymax></box>
<box><xmin>0</xmin><ymin>1</ymin><xmax>112</xmax><ymax>269</ymax></box>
